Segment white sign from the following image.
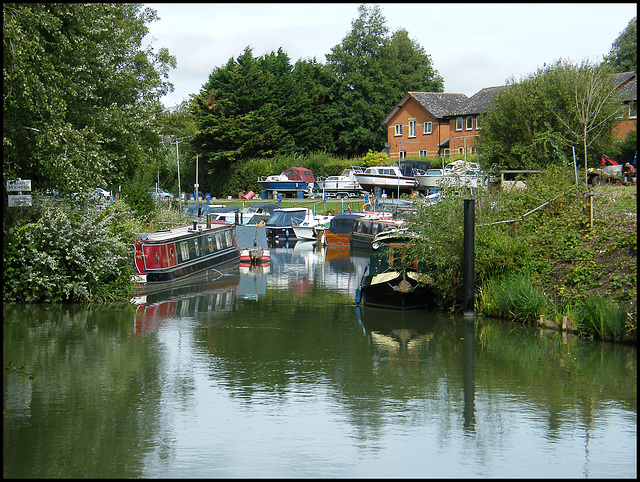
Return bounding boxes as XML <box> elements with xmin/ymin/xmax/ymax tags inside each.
<box><xmin>6</xmin><ymin>179</ymin><xmax>31</xmax><ymax>191</ymax></box>
<box><xmin>8</xmin><ymin>194</ymin><xmax>32</xmax><ymax>207</ymax></box>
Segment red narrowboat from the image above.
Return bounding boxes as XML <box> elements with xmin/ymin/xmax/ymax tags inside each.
<box><xmin>134</xmin><ymin>218</ymin><xmax>240</xmax><ymax>283</ymax></box>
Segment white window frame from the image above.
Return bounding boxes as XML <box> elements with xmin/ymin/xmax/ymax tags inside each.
<box><xmin>630</xmin><ymin>101</ymin><xmax>637</xmax><ymax>119</ymax></box>
<box><xmin>476</xmin><ymin>115</ymin><xmax>482</xmax><ymax>130</ymax></box>
<box><xmin>443</xmin><ymin>148</ymin><xmax>450</xmax><ymax>157</ymax></box>
<box><xmin>419</xmin><ymin>149</ymin><xmax>428</xmax><ymax>157</ymax></box>
<box><xmin>394</xmin><ymin>124</ymin><xmax>402</xmax><ymax>136</ymax></box>
<box><xmin>399</xmin><ymin>150</ymin><xmax>406</xmax><ymax>159</ymax></box>
<box><xmin>458</xmin><ymin>147</ymin><xmax>465</xmax><ymax>154</ymax></box>
<box><xmin>466</xmin><ymin>116</ymin><xmax>473</xmax><ymax>130</ymax></box>
<box><xmin>456</xmin><ymin>117</ymin><xmax>463</xmax><ymax>131</ymax></box>
<box><xmin>423</xmin><ymin>121</ymin><xmax>432</xmax><ymax>134</ymax></box>
<box><xmin>408</xmin><ymin>119</ymin><xmax>416</xmax><ymax>138</ymax></box>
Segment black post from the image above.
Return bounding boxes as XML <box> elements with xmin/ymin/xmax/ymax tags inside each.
<box><xmin>463</xmin><ymin>199</ymin><xmax>475</xmax><ymax>317</ymax></box>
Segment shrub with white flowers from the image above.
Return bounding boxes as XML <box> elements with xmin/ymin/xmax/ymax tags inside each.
<box><xmin>4</xmin><ymin>198</ymin><xmax>140</xmax><ymax>303</ymax></box>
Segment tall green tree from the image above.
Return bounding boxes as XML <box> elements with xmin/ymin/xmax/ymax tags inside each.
<box><xmin>3</xmin><ymin>3</ymin><xmax>175</xmax><ymax>195</ymax></box>
<box><xmin>325</xmin><ymin>4</ymin><xmax>443</xmax><ymax>156</ymax></box>
<box><xmin>192</xmin><ymin>48</ymin><xmax>296</xmax><ymax>171</ymax></box>
<box><xmin>603</xmin><ymin>17</ymin><xmax>637</xmax><ymax>73</ymax></box>
<box><xmin>477</xmin><ymin>60</ymin><xmax>619</xmax><ymax>170</ymax></box>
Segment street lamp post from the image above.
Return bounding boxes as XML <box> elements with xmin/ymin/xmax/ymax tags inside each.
<box><xmin>165</xmin><ymin>135</ymin><xmax>191</xmax><ymax>212</ymax></box>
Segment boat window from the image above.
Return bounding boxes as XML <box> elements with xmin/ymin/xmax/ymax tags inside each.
<box><xmin>215</xmin><ymin>234</ymin><xmax>222</xmax><ymax>250</ymax></box>
<box><xmin>208</xmin><ymin>235</ymin><xmax>214</xmax><ymax>252</ymax></box>
<box><xmin>180</xmin><ymin>242</ymin><xmax>189</xmax><ymax>261</ymax></box>
<box><xmin>225</xmin><ymin>230</ymin><xmax>232</xmax><ymax>247</ymax></box>
<box><xmin>194</xmin><ymin>238</ymin><xmax>200</xmax><ymax>256</ymax></box>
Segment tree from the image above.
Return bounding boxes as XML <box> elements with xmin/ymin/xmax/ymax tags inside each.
<box><xmin>477</xmin><ymin>60</ymin><xmax>619</xmax><ymax>170</ymax></box>
<box><xmin>603</xmin><ymin>17</ymin><xmax>637</xmax><ymax>73</ymax></box>
<box><xmin>325</xmin><ymin>4</ymin><xmax>443</xmax><ymax>156</ymax></box>
<box><xmin>192</xmin><ymin>48</ymin><xmax>297</xmax><ymax>171</ymax></box>
<box><xmin>549</xmin><ymin>61</ymin><xmax>622</xmax><ymax>185</ymax></box>
<box><xmin>3</xmin><ymin>3</ymin><xmax>175</xmax><ymax>195</ymax></box>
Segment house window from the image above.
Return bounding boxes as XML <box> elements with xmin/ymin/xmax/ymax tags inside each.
<box><xmin>408</xmin><ymin>120</ymin><xmax>416</xmax><ymax>137</ymax></box>
<box><xmin>458</xmin><ymin>147</ymin><xmax>465</xmax><ymax>154</ymax></box>
<box><xmin>395</xmin><ymin>124</ymin><xmax>402</xmax><ymax>136</ymax></box>
<box><xmin>443</xmin><ymin>148</ymin><xmax>450</xmax><ymax>157</ymax></box>
<box><xmin>630</xmin><ymin>101</ymin><xmax>637</xmax><ymax>119</ymax></box>
<box><xmin>399</xmin><ymin>151</ymin><xmax>406</xmax><ymax>159</ymax></box>
<box><xmin>419</xmin><ymin>150</ymin><xmax>428</xmax><ymax>157</ymax></box>
<box><xmin>423</xmin><ymin>121</ymin><xmax>432</xmax><ymax>134</ymax></box>
<box><xmin>456</xmin><ymin>117</ymin><xmax>463</xmax><ymax>131</ymax></box>
<box><xmin>466</xmin><ymin>116</ymin><xmax>473</xmax><ymax>130</ymax></box>
<box><xmin>476</xmin><ymin>115</ymin><xmax>483</xmax><ymax>130</ymax></box>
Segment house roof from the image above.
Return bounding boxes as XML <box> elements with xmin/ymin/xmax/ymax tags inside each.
<box><xmin>381</xmin><ymin>92</ymin><xmax>468</xmax><ymax>124</ymax></box>
<box><xmin>456</xmin><ymin>86</ymin><xmax>508</xmax><ymax>115</ymax></box>
<box><xmin>381</xmin><ymin>88</ymin><xmax>506</xmax><ymax>124</ymax></box>
<box><xmin>611</xmin><ymin>71</ymin><xmax>637</xmax><ymax>102</ymax></box>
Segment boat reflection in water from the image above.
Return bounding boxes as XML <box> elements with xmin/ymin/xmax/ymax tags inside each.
<box><xmin>355</xmin><ymin>305</ymin><xmax>436</xmax><ymax>360</ymax></box>
<box><xmin>131</xmin><ymin>269</ymin><xmax>242</xmax><ymax>334</ymax></box>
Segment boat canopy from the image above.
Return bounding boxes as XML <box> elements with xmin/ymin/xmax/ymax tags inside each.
<box><xmin>265</xmin><ymin>208</ymin><xmax>308</xmax><ymax>227</ymax></box>
<box><xmin>329</xmin><ymin>212</ymin><xmax>364</xmax><ymax>233</ymax></box>
<box><xmin>283</xmin><ymin>167</ymin><xmax>315</xmax><ymax>183</ymax></box>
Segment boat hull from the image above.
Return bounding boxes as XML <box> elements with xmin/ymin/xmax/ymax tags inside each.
<box><xmin>354</xmin><ymin>174</ymin><xmax>417</xmax><ymax>194</ymax></box>
<box><xmin>360</xmin><ymin>271</ymin><xmax>432</xmax><ymax>310</ymax></box>
<box><xmin>258</xmin><ymin>180</ymin><xmax>309</xmax><ymax>192</ymax></box>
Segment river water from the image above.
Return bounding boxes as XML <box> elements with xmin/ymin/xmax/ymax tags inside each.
<box><xmin>3</xmin><ymin>227</ymin><xmax>637</xmax><ymax>478</ymax></box>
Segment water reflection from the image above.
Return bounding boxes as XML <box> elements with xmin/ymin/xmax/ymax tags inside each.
<box><xmin>3</xmin><ymin>239</ymin><xmax>637</xmax><ymax>479</ymax></box>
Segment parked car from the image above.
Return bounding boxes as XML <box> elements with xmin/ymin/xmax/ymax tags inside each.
<box><xmin>148</xmin><ymin>187</ymin><xmax>175</xmax><ymax>201</ymax></box>
<box><xmin>182</xmin><ymin>203</ymin><xmax>217</xmax><ymax>216</ymax></box>
<box><xmin>93</xmin><ymin>188</ymin><xmax>112</xmax><ymax>201</ymax></box>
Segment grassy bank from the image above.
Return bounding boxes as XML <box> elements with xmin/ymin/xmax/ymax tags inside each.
<box><xmin>408</xmin><ymin>166</ymin><xmax>636</xmax><ymax>343</ymax></box>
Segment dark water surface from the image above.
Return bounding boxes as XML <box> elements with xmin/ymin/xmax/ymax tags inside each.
<box><xmin>3</xmin><ymin>228</ymin><xmax>637</xmax><ymax>478</ymax></box>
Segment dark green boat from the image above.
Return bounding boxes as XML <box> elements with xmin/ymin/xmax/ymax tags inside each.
<box><xmin>356</xmin><ymin>229</ymin><xmax>434</xmax><ymax>310</ymax></box>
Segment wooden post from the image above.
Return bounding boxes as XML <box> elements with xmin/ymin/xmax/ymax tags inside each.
<box><xmin>562</xmin><ymin>316</ymin><xmax>567</xmax><ymax>331</ymax></box>
<box><xmin>463</xmin><ymin>199</ymin><xmax>475</xmax><ymax>317</ymax></box>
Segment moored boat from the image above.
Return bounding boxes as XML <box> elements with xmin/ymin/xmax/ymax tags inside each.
<box><xmin>353</xmin><ymin>165</ymin><xmax>418</xmax><ymax>195</ymax></box>
<box><xmin>324</xmin><ymin>210</ymin><xmax>394</xmax><ymax>246</ymax></box>
<box><xmin>315</xmin><ymin>167</ymin><xmax>364</xmax><ymax>196</ymax></box>
<box><xmin>133</xmin><ymin>218</ymin><xmax>240</xmax><ymax>283</ymax></box>
<box><xmin>264</xmin><ymin>207</ymin><xmax>315</xmax><ymax>241</ymax></box>
<box><xmin>239</xmin><ymin>246</ymin><xmax>271</xmax><ymax>266</ymax></box>
<box><xmin>291</xmin><ymin>214</ymin><xmax>334</xmax><ymax>241</ymax></box>
<box><xmin>258</xmin><ymin>167</ymin><xmax>315</xmax><ymax>195</ymax></box>
<box><xmin>414</xmin><ymin>160</ymin><xmax>485</xmax><ymax>191</ymax></box>
<box><xmin>356</xmin><ymin>229</ymin><xmax>434</xmax><ymax>310</ymax></box>
<box><xmin>349</xmin><ymin>217</ymin><xmax>406</xmax><ymax>250</ymax></box>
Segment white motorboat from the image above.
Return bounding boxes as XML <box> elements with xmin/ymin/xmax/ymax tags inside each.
<box><xmin>414</xmin><ymin>160</ymin><xmax>485</xmax><ymax>191</ymax></box>
<box><xmin>353</xmin><ymin>165</ymin><xmax>418</xmax><ymax>195</ymax></box>
<box><xmin>291</xmin><ymin>214</ymin><xmax>334</xmax><ymax>241</ymax></box>
<box><xmin>315</xmin><ymin>167</ymin><xmax>364</xmax><ymax>196</ymax></box>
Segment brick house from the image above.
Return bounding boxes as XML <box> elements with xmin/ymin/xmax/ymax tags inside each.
<box><xmin>610</xmin><ymin>71</ymin><xmax>637</xmax><ymax>140</ymax></box>
<box><xmin>381</xmin><ymin>87</ymin><xmax>506</xmax><ymax>160</ymax></box>
<box><xmin>383</xmin><ymin>71</ymin><xmax>636</xmax><ymax>160</ymax></box>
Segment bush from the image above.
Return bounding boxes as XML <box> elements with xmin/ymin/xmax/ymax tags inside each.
<box><xmin>3</xmin><ymin>197</ymin><xmax>139</xmax><ymax>303</ymax></box>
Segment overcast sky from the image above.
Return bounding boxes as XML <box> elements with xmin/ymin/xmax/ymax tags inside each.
<box><xmin>143</xmin><ymin>3</ymin><xmax>636</xmax><ymax>109</ymax></box>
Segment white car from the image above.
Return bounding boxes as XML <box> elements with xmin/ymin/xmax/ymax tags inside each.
<box><xmin>148</xmin><ymin>187</ymin><xmax>175</xmax><ymax>201</ymax></box>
